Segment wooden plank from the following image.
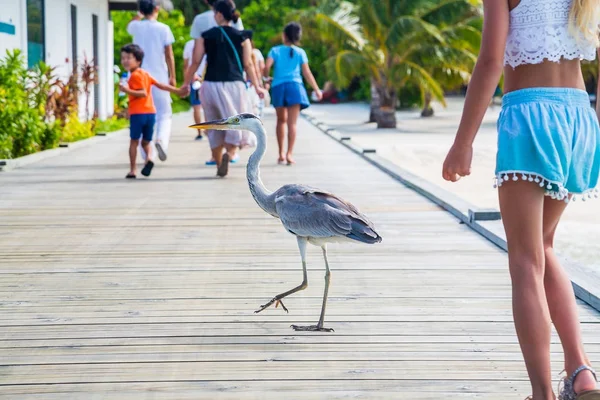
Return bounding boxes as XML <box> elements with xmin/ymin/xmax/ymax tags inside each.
<box><xmin>0</xmin><ymin>111</ymin><xmax>598</xmax><ymax>398</ymax></box>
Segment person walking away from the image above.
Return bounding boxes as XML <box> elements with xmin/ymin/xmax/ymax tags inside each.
<box><xmin>120</xmin><ymin>44</ymin><xmax>184</xmax><ymax>179</ymax></box>
<box><xmin>128</xmin><ymin>0</ymin><xmax>176</xmax><ymax>162</ymax></box>
<box><xmin>190</xmin><ymin>0</ymin><xmax>244</xmax><ymax>166</ymax></box>
<box><xmin>246</xmin><ymin>31</ymin><xmax>267</xmax><ymax>118</ymax></box>
<box><xmin>190</xmin><ymin>0</ymin><xmax>244</xmax><ymax>40</ymax></box>
<box><xmin>264</xmin><ymin>22</ymin><xmax>322</xmax><ymax>165</ymax></box>
<box><xmin>442</xmin><ymin>1</ymin><xmax>600</xmax><ymax>399</ymax></box>
<box><xmin>183</xmin><ymin>0</ymin><xmax>265</xmax><ymax>178</ymax></box>
<box><xmin>183</xmin><ymin>39</ymin><xmax>207</xmax><ymax>140</ymax></box>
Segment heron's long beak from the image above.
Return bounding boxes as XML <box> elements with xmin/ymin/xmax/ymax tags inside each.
<box><xmin>189</xmin><ymin>118</ymin><xmax>232</xmax><ymax>130</ymax></box>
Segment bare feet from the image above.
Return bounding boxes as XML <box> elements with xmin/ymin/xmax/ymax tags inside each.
<box><xmin>286</xmin><ymin>155</ymin><xmax>295</xmax><ymax>165</ymax></box>
<box><xmin>278</xmin><ymin>155</ymin><xmax>285</xmax><ymax>165</ymax></box>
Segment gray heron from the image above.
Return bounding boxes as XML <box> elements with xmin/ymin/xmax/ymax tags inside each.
<box><xmin>191</xmin><ymin>113</ymin><xmax>382</xmax><ymax>332</ymax></box>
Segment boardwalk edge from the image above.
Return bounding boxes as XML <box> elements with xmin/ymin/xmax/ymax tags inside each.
<box><xmin>302</xmin><ymin>112</ymin><xmax>600</xmax><ymax>313</ymax></box>
<box><xmin>0</xmin><ymin>128</ymin><xmax>129</xmax><ymax>172</ymax></box>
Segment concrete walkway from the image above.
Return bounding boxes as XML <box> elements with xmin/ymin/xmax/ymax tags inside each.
<box><xmin>0</xmin><ymin>110</ymin><xmax>599</xmax><ymax>399</ymax></box>
<box><xmin>304</xmin><ymin>100</ymin><xmax>600</xmax><ymax>270</ymax></box>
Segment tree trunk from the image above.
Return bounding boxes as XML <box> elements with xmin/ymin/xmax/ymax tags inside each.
<box><xmin>376</xmin><ymin>84</ymin><xmax>397</xmax><ymax>129</ymax></box>
<box><xmin>421</xmin><ymin>92</ymin><xmax>434</xmax><ymax>117</ymax></box>
<box><xmin>369</xmin><ymin>78</ymin><xmax>380</xmax><ymax>123</ymax></box>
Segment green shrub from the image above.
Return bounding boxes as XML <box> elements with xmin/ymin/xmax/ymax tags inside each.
<box><xmin>61</xmin><ymin>113</ymin><xmax>95</xmax><ymax>143</ymax></box>
<box><xmin>0</xmin><ymin>50</ymin><xmax>48</xmax><ymax>159</ymax></box>
<box><xmin>94</xmin><ymin>116</ymin><xmax>129</xmax><ymax>133</ymax></box>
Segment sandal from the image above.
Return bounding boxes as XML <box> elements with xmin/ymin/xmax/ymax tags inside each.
<box><xmin>125</xmin><ymin>173</ymin><xmax>136</xmax><ymax>179</ymax></box>
<box><xmin>559</xmin><ymin>366</ymin><xmax>600</xmax><ymax>400</ymax></box>
<box><xmin>217</xmin><ymin>153</ymin><xmax>230</xmax><ymax>177</ymax></box>
<box><xmin>141</xmin><ymin>161</ymin><xmax>154</xmax><ymax>177</ymax></box>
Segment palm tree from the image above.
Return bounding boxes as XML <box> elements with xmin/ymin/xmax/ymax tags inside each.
<box><xmin>300</xmin><ymin>0</ymin><xmax>481</xmax><ymax>128</ymax></box>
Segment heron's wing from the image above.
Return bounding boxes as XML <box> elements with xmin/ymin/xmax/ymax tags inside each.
<box><xmin>301</xmin><ymin>187</ymin><xmax>377</xmax><ymax>229</ymax></box>
<box><xmin>274</xmin><ymin>185</ymin><xmax>381</xmax><ymax>243</ymax></box>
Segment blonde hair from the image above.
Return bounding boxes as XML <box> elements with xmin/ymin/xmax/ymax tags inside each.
<box><xmin>570</xmin><ymin>0</ymin><xmax>600</xmax><ymax>46</ymax></box>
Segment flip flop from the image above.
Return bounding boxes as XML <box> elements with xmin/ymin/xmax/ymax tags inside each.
<box><xmin>217</xmin><ymin>153</ymin><xmax>230</xmax><ymax>177</ymax></box>
<box><xmin>125</xmin><ymin>173</ymin><xmax>136</xmax><ymax>179</ymax></box>
<box><xmin>195</xmin><ymin>134</ymin><xmax>203</xmax><ymax>141</ymax></box>
<box><xmin>156</xmin><ymin>142</ymin><xmax>167</xmax><ymax>162</ymax></box>
<box><xmin>205</xmin><ymin>159</ymin><xmax>217</xmax><ymax>166</ymax></box>
<box><xmin>141</xmin><ymin>161</ymin><xmax>154</xmax><ymax>177</ymax></box>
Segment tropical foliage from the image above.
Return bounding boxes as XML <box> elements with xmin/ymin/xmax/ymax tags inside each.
<box><xmin>0</xmin><ymin>50</ymin><xmax>106</xmax><ymax>159</ymax></box>
<box><xmin>296</xmin><ymin>0</ymin><xmax>482</xmax><ymax>128</ymax></box>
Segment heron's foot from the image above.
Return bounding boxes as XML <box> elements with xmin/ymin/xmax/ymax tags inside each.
<box><xmin>291</xmin><ymin>324</ymin><xmax>334</xmax><ymax>332</ymax></box>
<box><xmin>254</xmin><ymin>298</ymin><xmax>289</xmax><ymax>314</ymax></box>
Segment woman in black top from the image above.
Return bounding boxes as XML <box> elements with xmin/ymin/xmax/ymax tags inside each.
<box><xmin>183</xmin><ymin>0</ymin><xmax>265</xmax><ymax>177</ymax></box>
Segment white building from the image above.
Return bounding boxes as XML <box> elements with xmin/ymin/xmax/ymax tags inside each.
<box><xmin>0</xmin><ymin>0</ymin><xmax>136</xmax><ymax>120</ymax></box>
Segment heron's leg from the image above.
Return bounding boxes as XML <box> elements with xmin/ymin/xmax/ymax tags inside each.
<box><xmin>291</xmin><ymin>245</ymin><xmax>335</xmax><ymax>332</ymax></box>
<box><xmin>254</xmin><ymin>236</ymin><xmax>308</xmax><ymax>313</ymax></box>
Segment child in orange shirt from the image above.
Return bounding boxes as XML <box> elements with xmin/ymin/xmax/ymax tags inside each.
<box><xmin>120</xmin><ymin>44</ymin><xmax>183</xmax><ymax>178</ymax></box>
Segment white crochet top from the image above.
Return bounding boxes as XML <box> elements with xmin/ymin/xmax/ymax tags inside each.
<box><xmin>504</xmin><ymin>0</ymin><xmax>597</xmax><ymax>68</ymax></box>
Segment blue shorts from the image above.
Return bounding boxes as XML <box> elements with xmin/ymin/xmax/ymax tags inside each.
<box><xmin>190</xmin><ymin>83</ymin><xmax>201</xmax><ymax>106</ymax></box>
<box><xmin>129</xmin><ymin>113</ymin><xmax>156</xmax><ymax>142</ymax></box>
<box><xmin>495</xmin><ymin>88</ymin><xmax>600</xmax><ymax>201</ymax></box>
<box><xmin>271</xmin><ymin>82</ymin><xmax>310</xmax><ymax>110</ymax></box>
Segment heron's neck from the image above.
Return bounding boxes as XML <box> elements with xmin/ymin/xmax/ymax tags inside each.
<box><xmin>247</xmin><ymin>122</ymin><xmax>277</xmax><ymax>217</ymax></box>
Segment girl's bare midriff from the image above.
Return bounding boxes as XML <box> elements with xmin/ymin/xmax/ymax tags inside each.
<box><xmin>503</xmin><ymin>58</ymin><xmax>586</xmax><ymax>93</ymax></box>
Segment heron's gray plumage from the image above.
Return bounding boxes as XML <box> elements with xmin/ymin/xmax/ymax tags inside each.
<box><xmin>273</xmin><ymin>184</ymin><xmax>381</xmax><ymax>244</ymax></box>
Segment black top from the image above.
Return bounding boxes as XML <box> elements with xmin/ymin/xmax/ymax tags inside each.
<box><xmin>202</xmin><ymin>26</ymin><xmax>248</xmax><ymax>82</ymax></box>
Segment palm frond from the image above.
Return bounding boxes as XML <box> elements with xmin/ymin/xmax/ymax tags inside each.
<box><xmin>386</xmin><ymin>16</ymin><xmax>446</xmax><ymax>52</ymax></box>
<box><xmin>403</xmin><ymin>61</ymin><xmax>447</xmax><ymax>106</ymax></box>
<box><xmin>324</xmin><ymin>50</ymin><xmax>370</xmax><ymax>88</ymax></box>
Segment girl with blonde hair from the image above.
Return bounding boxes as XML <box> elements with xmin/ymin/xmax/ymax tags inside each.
<box><xmin>443</xmin><ymin>0</ymin><xmax>600</xmax><ymax>399</ymax></box>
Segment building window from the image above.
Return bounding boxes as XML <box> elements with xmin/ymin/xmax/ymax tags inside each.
<box><xmin>26</xmin><ymin>0</ymin><xmax>45</xmax><ymax>68</ymax></box>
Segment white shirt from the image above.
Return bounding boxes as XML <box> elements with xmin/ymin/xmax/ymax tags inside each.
<box><xmin>253</xmin><ymin>48</ymin><xmax>264</xmax><ymax>63</ymax></box>
<box><xmin>504</xmin><ymin>0</ymin><xmax>597</xmax><ymax>68</ymax></box>
<box><xmin>127</xmin><ymin>19</ymin><xmax>175</xmax><ymax>83</ymax></box>
<box><xmin>183</xmin><ymin>39</ymin><xmax>207</xmax><ymax>78</ymax></box>
<box><xmin>190</xmin><ymin>10</ymin><xmax>244</xmax><ymax>39</ymax></box>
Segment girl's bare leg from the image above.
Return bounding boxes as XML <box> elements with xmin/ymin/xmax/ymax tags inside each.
<box><xmin>275</xmin><ymin>107</ymin><xmax>287</xmax><ymax>163</ymax></box>
<box><xmin>542</xmin><ymin>198</ymin><xmax>597</xmax><ymax>394</ymax></box>
<box><xmin>286</xmin><ymin>105</ymin><xmax>301</xmax><ymax>164</ymax></box>
<box><xmin>499</xmin><ymin>180</ymin><xmax>554</xmax><ymax>400</ymax></box>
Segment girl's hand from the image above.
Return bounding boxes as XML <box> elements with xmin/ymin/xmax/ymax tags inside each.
<box><xmin>119</xmin><ymin>83</ymin><xmax>129</xmax><ymax>93</ymax></box>
<box><xmin>255</xmin><ymin>86</ymin><xmax>267</xmax><ymax>99</ymax></box>
<box><xmin>178</xmin><ymin>85</ymin><xmax>190</xmax><ymax>98</ymax></box>
<box><xmin>313</xmin><ymin>89</ymin><xmax>323</xmax><ymax>102</ymax></box>
<box><xmin>442</xmin><ymin>142</ymin><xmax>473</xmax><ymax>182</ymax></box>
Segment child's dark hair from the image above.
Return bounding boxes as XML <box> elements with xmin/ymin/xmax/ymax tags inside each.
<box><xmin>121</xmin><ymin>44</ymin><xmax>144</xmax><ymax>63</ymax></box>
<box><xmin>284</xmin><ymin>22</ymin><xmax>302</xmax><ymax>57</ymax></box>
<box><xmin>138</xmin><ymin>0</ymin><xmax>157</xmax><ymax>16</ymax></box>
<box><xmin>206</xmin><ymin>0</ymin><xmax>218</xmax><ymax>6</ymax></box>
<box><xmin>214</xmin><ymin>0</ymin><xmax>240</xmax><ymax>23</ymax></box>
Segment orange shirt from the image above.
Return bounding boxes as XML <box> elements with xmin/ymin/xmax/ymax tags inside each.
<box><xmin>128</xmin><ymin>68</ymin><xmax>157</xmax><ymax>115</ymax></box>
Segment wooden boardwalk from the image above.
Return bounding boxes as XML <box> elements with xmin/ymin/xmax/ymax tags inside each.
<box><xmin>0</xmin><ymin>111</ymin><xmax>599</xmax><ymax>399</ymax></box>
